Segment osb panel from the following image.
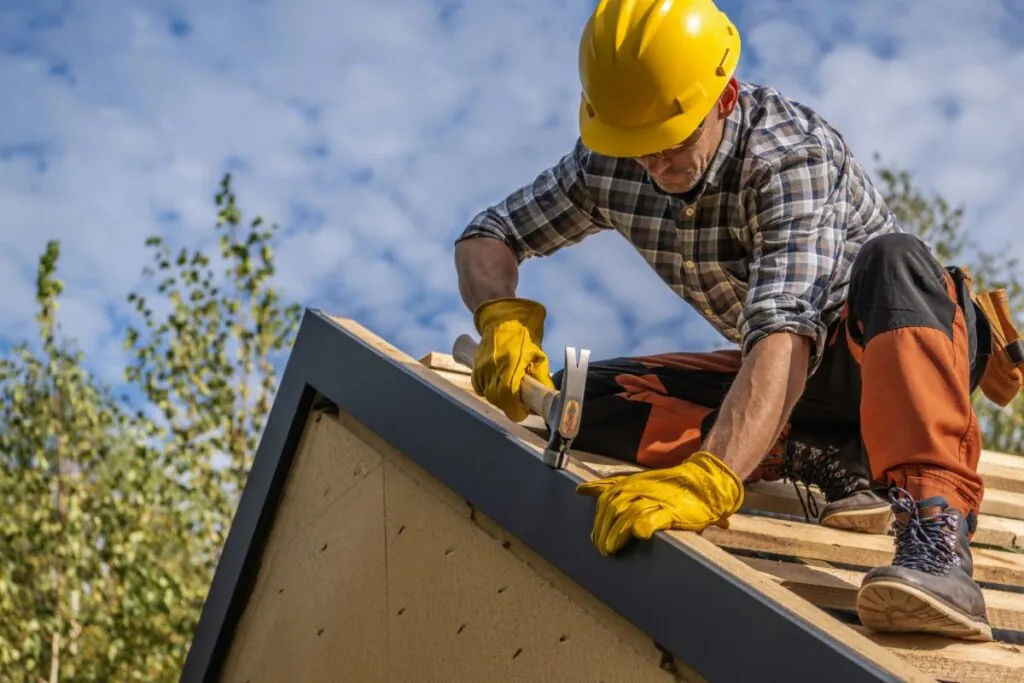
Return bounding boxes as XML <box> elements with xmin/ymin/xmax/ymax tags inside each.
<box><xmin>218</xmin><ymin>412</ymin><xmax>389</xmax><ymax>683</ymax></box>
<box><xmin>383</xmin><ymin>457</ymin><xmax>688</xmax><ymax>683</ymax></box>
<box><xmin>219</xmin><ymin>410</ymin><xmax>697</xmax><ymax>682</ymax></box>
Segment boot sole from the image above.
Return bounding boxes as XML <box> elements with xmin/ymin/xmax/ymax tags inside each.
<box><xmin>819</xmin><ymin>505</ymin><xmax>894</xmax><ymax>535</ymax></box>
<box><xmin>856</xmin><ymin>579</ymin><xmax>993</xmax><ymax>641</ymax></box>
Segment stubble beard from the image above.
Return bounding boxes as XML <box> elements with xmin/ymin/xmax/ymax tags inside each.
<box><xmin>651</xmin><ymin>164</ymin><xmax>705</xmax><ymax>194</ymax></box>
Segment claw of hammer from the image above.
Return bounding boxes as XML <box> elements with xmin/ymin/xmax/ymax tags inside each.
<box><xmin>451</xmin><ymin>333</ymin><xmax>590</xmax><ymax>469</ymax></box>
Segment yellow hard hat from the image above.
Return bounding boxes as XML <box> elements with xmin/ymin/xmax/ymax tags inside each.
<box><xmin>578</xmin><ymin>0</ymin><xmax>742</xmax><ymax>158</ymax></box>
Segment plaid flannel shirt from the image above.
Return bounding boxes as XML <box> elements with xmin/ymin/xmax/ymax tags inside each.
<box><xmin>456</xmin><ymin>82</ymin><xmax>903</xmax><ymax>374</ymax></box>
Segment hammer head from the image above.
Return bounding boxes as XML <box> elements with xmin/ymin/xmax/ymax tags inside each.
<box><xmin>542</xmin><ymin>345</ymin><xmax>590</xmax><ymax>468</ymax></box>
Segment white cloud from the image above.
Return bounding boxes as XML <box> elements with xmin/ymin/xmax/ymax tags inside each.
<box><xmin>738</xmin><ymin>0</ymin><xmax>1024</xmax><ymax>247</ymax></box>
<box><xmin>0</xmin><ymin>249</ymin><xmax>36</xmax><ymax>340</ymax></box>
<box><xmin>1</xmin><ymin>0</ymin><xmax>1022</xmax><ymax>393</ymax></box>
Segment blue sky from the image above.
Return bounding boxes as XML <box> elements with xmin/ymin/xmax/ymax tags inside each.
<box><xmin>2</xmin><ymin>0</ymin><xmax>1024</xmax><ymax>385</ymax></box>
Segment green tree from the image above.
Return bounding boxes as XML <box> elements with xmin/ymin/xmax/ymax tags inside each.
<box><xmin>123</xmin><ymin>172</ymin><xmax>302</xmax><ymax>564</ymax></box>
<box><xmin>875</xmin><ymin>156</ymin><xmax>1024</xmax><ymax>454</ymax></box>
<box><xmin>0</xmin><ymin>172</ymin><xmax>301</xmax><ymax>681</ymax></box>
<box><xmin>0</xmin><ymin>241</ymin><xmax>193</xmax><ymax>681</ymax></box>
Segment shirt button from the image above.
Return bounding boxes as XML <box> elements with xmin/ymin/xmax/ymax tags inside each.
<box><xmin>685</xmin><ymin>260</ymin><xmax>695</xmax><ymax>269</ymax></box>
<box><xmin>684</xmin><ymin>207</ymin><xmax>695</xmax><ymax>217</ymax></box>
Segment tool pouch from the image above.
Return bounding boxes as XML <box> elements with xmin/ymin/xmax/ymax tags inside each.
<box><xmin>960</xmin><ymin>266</ymin><xmax>1024</xmax><ymax>406</ymax></box>
<box><xmin>976</xmin><ymin>288</ymin><xmax>1024</xmax><ymax>406</ymax></box>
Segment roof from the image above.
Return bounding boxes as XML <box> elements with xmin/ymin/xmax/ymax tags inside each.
<box><xmin>180</xmin><ymin>308</ymin><xmax>1024</xmax><ymax>682</ymax></box>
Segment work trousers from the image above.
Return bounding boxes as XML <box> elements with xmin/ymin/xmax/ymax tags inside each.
<box><xmin>552</xmin><ymin>232</ymin><xmax>989</xmax><ymax>519</ymax></box>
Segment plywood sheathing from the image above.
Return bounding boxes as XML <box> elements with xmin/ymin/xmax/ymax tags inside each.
<box><xmin>217</xmin><ymin>410</ymin><xmax>388</xmax><ymax>683</ymax></box>
<box><xmin>416</xmin><ymin>345</ymin><xmax>1024</xmax><ymax>680</ymax></box>
<box><xmin>218</xmin><ymin>409</ymin><xmax>702</xmax><ymax>683</ymax></box>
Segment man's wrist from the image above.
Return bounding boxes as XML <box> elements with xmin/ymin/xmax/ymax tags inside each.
<box><xmin>685</xmin><ymin>450</ymin><xmax>745</xmax><ymax>514</ymax></box>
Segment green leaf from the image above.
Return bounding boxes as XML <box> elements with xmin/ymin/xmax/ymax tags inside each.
<box><xmin>2</xmin><ymin>170</ymin><xmax>299</xmax><ymax>681</ymax></box>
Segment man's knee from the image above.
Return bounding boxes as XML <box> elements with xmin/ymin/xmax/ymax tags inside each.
<box><xmin>848</xmin><ymin>233</ymin><xmax>955</xmax><ymax>343</ymax></box>
<box><xmin>851</xmin><ymin>232</ymin><xmax>940</xmax><ymax>282</ymax></box>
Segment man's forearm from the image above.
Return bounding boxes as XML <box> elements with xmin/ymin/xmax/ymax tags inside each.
<box><xmin>703</xmin><ymin>332</ymin><xmax>811</xmax><ymax>481</ymax></box>
<box><xmin>454</xmin><ymin>236</ymin><xmax>520</xmax><ymax>312</ymax></box>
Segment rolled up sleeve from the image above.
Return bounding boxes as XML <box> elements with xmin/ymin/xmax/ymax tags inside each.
<box><xmin>739</xmin><ymin>148</ymin><xmax>844</xmax><ymax>375</ymax></box>
<box><xmin>455</xmin><ymin>139</ymin><xmax>611</xmax><ymax>263</ymax></box>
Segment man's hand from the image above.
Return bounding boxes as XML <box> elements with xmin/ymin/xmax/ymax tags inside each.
<box><xmin>471</xmin><ymin>296</ymin><xmax>557</xmax><ymax>422</ymax></box>
<box><xmin>576</xmin><ymin>450</ymin><xmax>744</xmax><ymax>556</ymax></box>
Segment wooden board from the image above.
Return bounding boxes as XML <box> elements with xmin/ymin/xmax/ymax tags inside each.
<box><xmin>979</xmin><ymin>461</ymin><xmax>1024</xmax><ymax>495</ymax></box>
<box><xmin>697</xmin><ymin>513</ymin><xmax>1024</xmax><ymax>588</ymax></box>
<box><xmin>743</xmin><ymin>556</ymin><xmax>1024</xmax><ymax>634</ymax></box>
<box><xmin>740</xmin><ymin>479</ymin><xmax>1024</xmax><ymax>550</ymax></box>
<box><xmin>977</xmin><ymin>488</ymin><xmax>1024</xmax><ymax>522</ymax></box>
<box><xmin>981</xmin><ymin>450</ymin><xmax>1024</xmax><ymax>471</ymax></box>
<box><xmin>847</xmin><ymin>627</ymin><xmax>1024</xmax><ymax>683</ymax></box>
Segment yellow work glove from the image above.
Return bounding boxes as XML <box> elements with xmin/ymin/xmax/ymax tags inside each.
<box><xmin>576</xmin><ymin>450</ymin><xmax>744</xmax><ymax>556</ymax></box>
<box><xmin>471</xmin><ymin>297</ymin><xmax>557</xmax><ymax>423</ymax></box>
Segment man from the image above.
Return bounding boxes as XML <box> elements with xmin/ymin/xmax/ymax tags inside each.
<box><xmin>453</xmin><ymin>0</ymin><xmax>998</xmax><ymax>641</ymax></box>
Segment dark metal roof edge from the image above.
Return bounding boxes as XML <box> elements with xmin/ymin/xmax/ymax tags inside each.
<box><xmin>180</xmin><ymin>309</ymin><xmax>908</xmax><ymax>683</ymax></box>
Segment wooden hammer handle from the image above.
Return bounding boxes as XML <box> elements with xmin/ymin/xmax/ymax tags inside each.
<box><xmin>452</xmin><ymin>333</ymin><xmax>559</xmax><ymax>421</ymax></box>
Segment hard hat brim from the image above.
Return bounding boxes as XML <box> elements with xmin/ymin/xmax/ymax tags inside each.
<box><xmin>578</xmin><ymin>100</ymin><xmax>712</xmax><ymax>158</ymax></box>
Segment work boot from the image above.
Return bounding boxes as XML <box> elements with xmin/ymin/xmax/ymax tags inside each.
<box><xmin>771</xmin><ymin>430</ymin><xmax>893</xmax><ymax>534</ymax></box>
<box><xmin>857</xmin><ymin>487</ymin><xmax>992</xmax><ymax>641</ymax></box>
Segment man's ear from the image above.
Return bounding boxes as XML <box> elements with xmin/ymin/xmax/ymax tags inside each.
<box><xmin>718</xmin><ymin>77</ymin><xmax>740</xmax><ymax>116</ymax></box>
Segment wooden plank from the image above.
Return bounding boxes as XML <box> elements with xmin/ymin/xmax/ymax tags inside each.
<box><xmin>418</xmin><ymin>351</ymin><xmax>471</xmax><ymax>375</ymax></box>
<box><xmin>979</xmin><ymin>461</ymin><xmax>1024</xmax><ymax>495</ymax></box>
<box><xmin>849</xmin><ymin>626</ymin><xmax>1024</xmax><ymax>683</ymax></box>
<box><xmin>758</xmin><ymin>556</ymin><xmax>1024</xmax><ymax>680</ymax></box>
<box><xmin>430</xmin><ymin>368</ymin><xmax>476</xmax><ymax>393</ymax></box>
<box><xmin>969</xmin><ymin>516</ymin><xmax>1024</xmax><ymax>551</ymax></box>
<box><xmin>743</xmin><ymin>473</ymin><xmax>1024</xmax><ymax>525</ymax></box>
<box><xmin>742</xmin><ymin>556</ymin><xmax>1024</xmax><ymax>634</ymax></box>
<box><xmin>340</xmin><ymin>324</ymin><xmax>932</xmax><ymax>681</ymax></box>
<box><xmin>981</xmin><ymin>450</ymin><xmax>1024</xmax><ymax>470</ymax></box>
<box><xmin>742</xmin><ymin>480</ymin><xmax>1023</xmax><ymax>551</ymax></box>
<box><xmin>980</xmin><ymin>488</ymin><xmax>1024</xmax><ymax>522</ymax></box>
<box><xmin>989</xmin><ymin>516</ymin><xmax>1024</xmax><ymax>551</ymax></box>
<box><xmin>978</xmin><ymin>451</ymin><xmax>1024</xmax><ymax>501</ymax></box>
<box><xmin>701</xmin><ymin>514</ymin><xmax>1024</xmax><ymax>588</ymax></box>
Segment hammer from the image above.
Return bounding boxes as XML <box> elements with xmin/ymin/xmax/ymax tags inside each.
<box><xmin>451</xmin><ymin>334</ymin><xmax>590</xmax><ymax>469</ymax></box>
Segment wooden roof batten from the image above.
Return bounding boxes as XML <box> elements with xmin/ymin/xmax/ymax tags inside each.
<box><xmin>181</xmin><ymin>309</ymin><xmax>1024</xmax><ymax>683</ymax></box>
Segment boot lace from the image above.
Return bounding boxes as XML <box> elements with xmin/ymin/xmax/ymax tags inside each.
<box><xmin>888</xmin><ymin>486</ymin><xmax>960</xmax><ymax>575</ymax></box>
<box><xmin>777</xmin><ymin>440</ymin><xmax>860</xmax><ymax>522</ymax></box>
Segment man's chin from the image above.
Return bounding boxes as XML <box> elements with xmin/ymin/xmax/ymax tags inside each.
<box><xmin>650</xmin><ymin>173</ymin><xmax>699</xmax><ymax>194</ymax></box>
